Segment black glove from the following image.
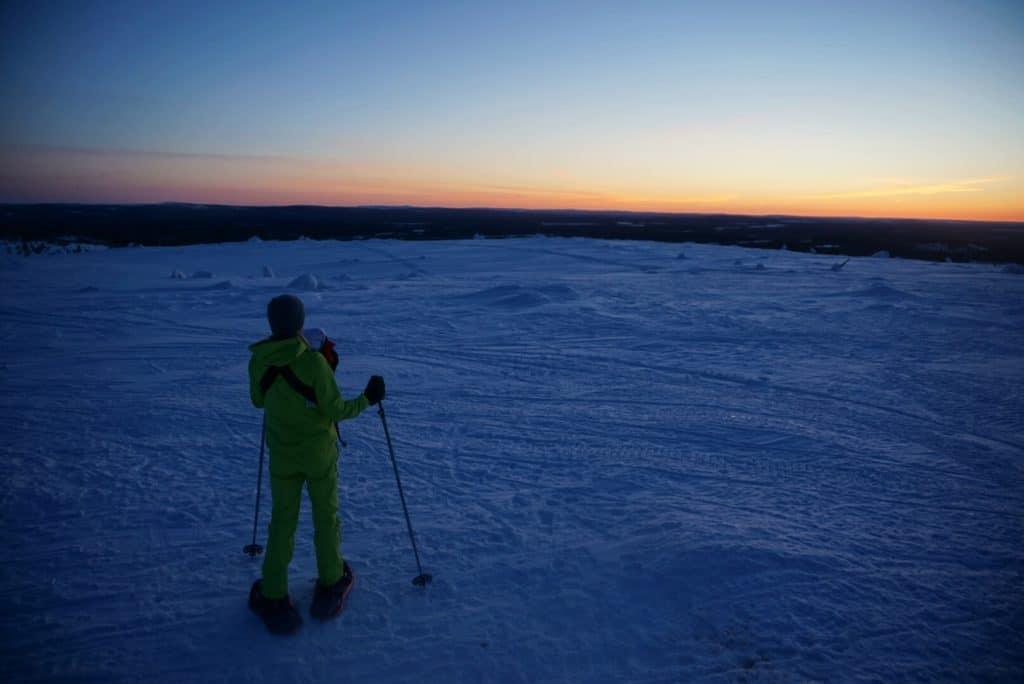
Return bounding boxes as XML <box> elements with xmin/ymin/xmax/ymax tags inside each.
<box><xmin>363</xmin><ymin>375</ymin><xmax>385</xmax><ymax>405</ymax></box>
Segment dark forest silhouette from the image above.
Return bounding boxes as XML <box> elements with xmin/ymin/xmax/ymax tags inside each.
<box><xmin>3</xmin><ymin>203</ymin><xmax>1022</xmax><ymax>263</ymax></box>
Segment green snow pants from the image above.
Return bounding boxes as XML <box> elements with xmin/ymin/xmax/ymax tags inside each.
<box><xmin>261</xmin><ymin>460</ymin><xmax>344</xmax><ymax>600</ymax></box>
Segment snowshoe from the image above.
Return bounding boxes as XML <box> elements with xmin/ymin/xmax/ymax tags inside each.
<box><xmin>310</xmin><ymin>562</ymin><xmax>356</xmax><ymax>621</ymax></box>
<box><xmin>249</xmin><ymin>580</ymin><xmax>302</xmax><ymax>635</ymax></box>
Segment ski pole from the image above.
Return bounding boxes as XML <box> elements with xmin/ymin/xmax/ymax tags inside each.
<box><xmin>378</xmin><ymin>401</ymin><xmax>432</xmax><ymax>586</ymax></box>
<box><xmin>243</xmin><ymin>416</ymin><xmax>266</xmax><ymax>557</ymax></box>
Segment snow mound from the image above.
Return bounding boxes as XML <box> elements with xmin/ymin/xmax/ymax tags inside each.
<box><xmin>482</xmin><ymin>285</ymin><xmax>549</xmax><ymax>309</ymax></box>
<box><xmin>287</xmin><ymin>273</ymin><xmax>321</xmax><ymax>291</ymax></box>
<box><xmin>826</xmin><ymin>283</ymin><xmax>916</xmax><ymax>301</ymax></box>
<box><xmin>1001</xmin><ymin>263</ymin><xmax>1024</xmax><ymax>274</ymax></box>
<box><xmin>455</xmin><ymin>284</ymin><xmax>577</xmax><ymax>310</ymax></box>
<box><xmin>496</xmin><ymin>291</ymin><xmax>550</xmax><ymax>309</ymax></box>
<box><xmin>675</xmin><ymin>251</ymin><xmax>687</xmax><ymax>260</ymax></box>
<box><xmin>208</xmin><ymin>280</ymin><xmax>236</xmax><ymax>290</ymax></box>
<box><xmin>872</xmin><ymin>250</ymin><xmax>891</xmax><ymax>258</ymax></box>
<box><xmin>169</xmin><ymin>270</ymin><xmax>187</xmax><ymax>279</ymax></box>
<box><xmin>261</xmin><ymin>265</ymin><xmax>275</xmax><ymax>278</ymax></box>
<box><xmin>537</xmin><ymin>284</ymin><xmax>579</xmax><ymax>301</ymax></box>
<box><xmin>192</xmin><ymin>270</ymin><xmax>214</xmax><ymax>279</ymax></box>
<box><xmin>248</xmin><ymin>235</ymin><xmax>263</xmax><ymax>243</ymax></box>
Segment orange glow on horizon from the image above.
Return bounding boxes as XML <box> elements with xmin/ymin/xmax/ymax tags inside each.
<box><xmin>1</xmin><ymin>145</ymin><xmax>1021</xmax><ymax>222</ymax></box>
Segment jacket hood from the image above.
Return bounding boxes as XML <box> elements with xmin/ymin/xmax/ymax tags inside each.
<box><xmin>249</xmin><ymin>336</ymin><xmax>309</xmax><ymax>367</ymax></box>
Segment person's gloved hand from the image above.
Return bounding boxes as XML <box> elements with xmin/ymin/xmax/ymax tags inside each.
<box><xmin>363</xmin><ymin>375</ymin><xmax>385</xmax><ymax>405</ymax></box>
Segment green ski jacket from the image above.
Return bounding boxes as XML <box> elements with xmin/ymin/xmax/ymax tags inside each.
<box><xmin>248</xmin><ymin>336</ymin><xmax>369</xmax><ymax>477</ymax></box>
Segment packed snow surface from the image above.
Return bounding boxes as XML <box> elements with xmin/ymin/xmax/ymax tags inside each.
<box><xmin>2</xmin><ymin>237</ymin><xmax>1022</xmax><ymax>682</ymax></box>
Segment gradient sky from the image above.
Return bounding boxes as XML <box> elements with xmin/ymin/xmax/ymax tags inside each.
<box><xmin>1</xmin><ymin>0</ymin><xmax>1022</xmax><ymax>220</ymax></box>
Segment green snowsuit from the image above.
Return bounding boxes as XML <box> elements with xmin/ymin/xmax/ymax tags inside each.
<box><xmin>248</xmin><ymin>336</ymin><xmax>369</xmax><ymax>600</ymax></box>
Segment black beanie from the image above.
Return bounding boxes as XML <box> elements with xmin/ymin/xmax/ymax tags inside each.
<box><xmin>267</xmin><ymin>294</ymin><xmax>305</xmax><ymax>339</ymax></box>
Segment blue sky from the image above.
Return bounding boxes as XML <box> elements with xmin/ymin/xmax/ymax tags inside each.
<box><xmin>1</xmin><ymin>1</ymin><xmax>1022</xmax><ymax>218</ymax></box>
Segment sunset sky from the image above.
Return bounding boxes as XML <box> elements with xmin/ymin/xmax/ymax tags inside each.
<box><xmin>1</xmin><ymin>1</ymin><xmax>1022</xmax><ymax>220</ymax></box>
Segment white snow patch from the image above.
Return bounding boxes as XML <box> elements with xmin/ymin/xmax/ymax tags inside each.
<box><xmin>287</xmin><ymin>273</ymin><xmax>321</xmax><ymax>290</ymax></box>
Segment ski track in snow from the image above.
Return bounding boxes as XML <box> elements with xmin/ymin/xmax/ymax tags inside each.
<box><xmin>1</xmin><ymin>237</ymin><xmax>1022</xmax><ymax>682</ymax></box>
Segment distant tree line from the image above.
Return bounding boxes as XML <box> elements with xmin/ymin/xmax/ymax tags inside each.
<box><xmin>1</xmin><ymin>203</ymin><xmax>1022</xmax><ymax>263</ymax></box>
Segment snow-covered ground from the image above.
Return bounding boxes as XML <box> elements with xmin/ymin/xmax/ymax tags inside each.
<box><xmin>2</xmin><ymin>236</ymin><xmax>1022</xmax><ymax>682</ymax></box>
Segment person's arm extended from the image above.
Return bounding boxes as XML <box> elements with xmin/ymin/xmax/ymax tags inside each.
<box><xmin>312</xmin><ymin>355</ymin><xmax>369</xmax><ymax>422</ymax></box>
<box><xmin>248</xmin><ymin>356</ymin><xmax>265</xmax><ymax>408</ymax></box>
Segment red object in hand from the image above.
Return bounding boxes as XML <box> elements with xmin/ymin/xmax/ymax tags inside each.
<box><xmin>321</xmin><ymin>338</ymin><xmax>339</xmax><ymax>371</ymax></box>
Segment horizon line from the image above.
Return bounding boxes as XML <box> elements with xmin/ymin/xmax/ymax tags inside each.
<box><xmin>2</xmin><ymin>199</ymin><xmax>1022</xmax><ymax>226</ymax></box>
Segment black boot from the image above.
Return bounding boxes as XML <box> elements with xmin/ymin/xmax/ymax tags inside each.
<box><xmin>310</xmin><ymin>562</ymin><xmax>356</xmax><ymax>621</ymax></box>
<box><xmin>249</xmin><ymin>580</ymin><xmax>302</xmax><ymax>635</ymax></box>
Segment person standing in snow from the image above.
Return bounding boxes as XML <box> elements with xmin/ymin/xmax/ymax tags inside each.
<box><xmin>246</xmin><ymin>294</ymin><xmax>385</xmax><ymax>634</ymax></box>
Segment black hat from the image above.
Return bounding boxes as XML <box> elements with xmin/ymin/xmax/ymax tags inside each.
<box><xmin>267</xmin><ymin>294</ymin><xmax>305</xmax><ymax>339</ymax></box>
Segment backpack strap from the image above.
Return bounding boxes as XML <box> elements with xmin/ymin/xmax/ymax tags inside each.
<box><xmin>259</xmin><ymin>365</ymin><xmax>318</xmax><ymax>405</ymax></box>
